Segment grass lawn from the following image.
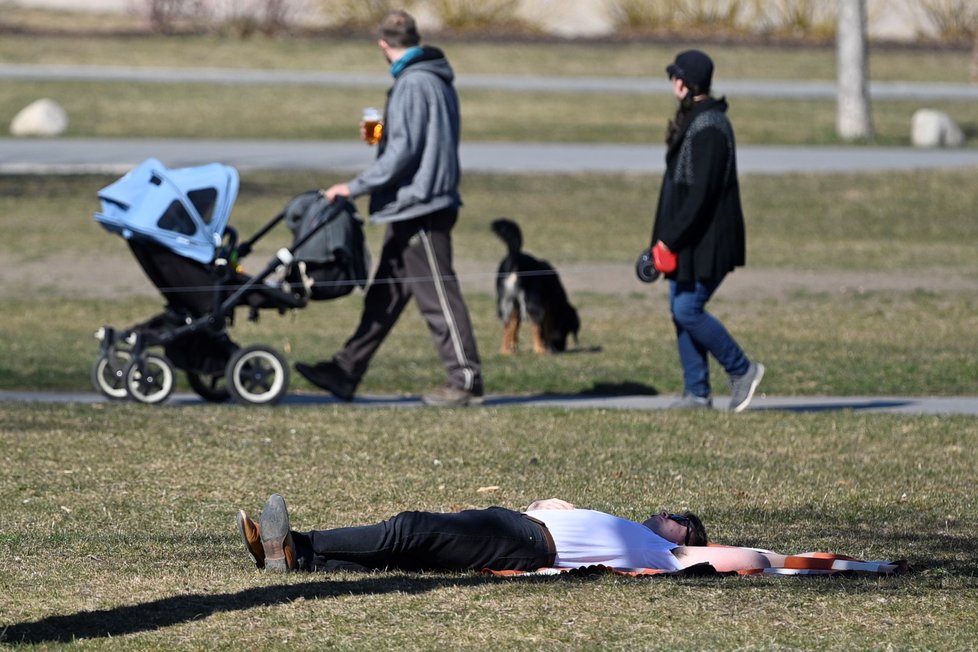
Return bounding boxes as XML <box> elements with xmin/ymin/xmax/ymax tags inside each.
<box><xmin>1</xmin><ymin>404</ymin><xmax>976</xmax><ymax>648</ymax></box>
<box><xmin>1</xmin><ymin>80</ymin><xmax>975</xmax><ymax>147</ymax></box>
<box><xmin>0</xmin><ymin>24</ymin><xmax>974</xmax><ymax>83</ymax></box>
<box><xmin>1</xmin><ymin>164</ymin><xmax>975</xmax><ymax>648</ymax></box>
<box><xmin>4</xmin><ymin>169</ymin><xmax>978</xmax><ymax>270</ymax></box>
<box><xmin>1</xmin><ymin>25</ymin><xmax>977</xmax><ymax>649</ymax></box>
<box><xmin>1</xmin><ymin>169</ymin><xmax>976</xmax><ymax>397</ymax></box>
<box><xmin>0</xmin><ymin>27</ymin><xmax>976</xmax><ymax>147</ymax></box>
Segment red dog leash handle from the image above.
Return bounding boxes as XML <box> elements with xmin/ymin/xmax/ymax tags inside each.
<box><xmin>652</xmin><ymin>242</ymin><xmax>677</xmax><ymax>274</ymax></box>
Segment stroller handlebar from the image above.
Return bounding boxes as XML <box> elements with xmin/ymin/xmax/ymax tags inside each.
<box><xmin>235</xmin><ymin>211</ymin><xmax>286</xmax><ymax>260</ymax></box>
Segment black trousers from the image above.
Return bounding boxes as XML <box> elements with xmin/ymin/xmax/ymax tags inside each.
<box><xmin>332</xmin><ymin>207</ymin><xmax>482</xmax><ymax>392</ymax></box>
<box><xmin>291</xmin><ymin>507</ymin><xmax>553</xmax><ymax>572</ymax></box>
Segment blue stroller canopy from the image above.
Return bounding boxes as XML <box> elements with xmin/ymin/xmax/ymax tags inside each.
<box><xmin>94</xmin><ymin>158</ymin><xmax>239</xmax><ymax>264</ymax></box>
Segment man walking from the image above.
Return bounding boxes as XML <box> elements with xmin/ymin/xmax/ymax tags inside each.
<box><xmin>297</xmin><ymin>10</ymin><xmax>483</xmax><ymax>407</ymax></box>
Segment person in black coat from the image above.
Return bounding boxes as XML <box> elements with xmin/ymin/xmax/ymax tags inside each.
<box><xmin>649</xmin><ymin>50</ymin><xmax>764</xmax><ymax>412</ymax></box>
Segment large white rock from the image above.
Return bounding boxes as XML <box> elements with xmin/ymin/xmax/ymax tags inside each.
<box><xmin>10</xmin><ymin>98</ymin><xmax>69</xmax><ymax>137</ymax></box>
<box><xmin>911</xmin><ymin>109</ymin><xmax>965</xmax><ymax>148</ymax></box>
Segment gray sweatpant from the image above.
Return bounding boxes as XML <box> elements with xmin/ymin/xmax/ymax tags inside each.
<box><xmin>333</xmin><ymin>207</ymin><xmax>482</xmax><ymax>392</ymax></box>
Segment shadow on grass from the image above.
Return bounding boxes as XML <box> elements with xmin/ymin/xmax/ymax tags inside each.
<box><xmin>751</xmin><ymin>399</ymin><xmax>913</xmax><ymax>413</ymax></box>
<box><xmin>0</xmin><ymin>575</ymin><xmax>499</xmax><ymax>644</ymax></box>
<box><xmin>728</xmin><ymin>505</ymin><xmax>978</xmax><ymax>578</ymax></box>
<box><xmin>261</xmin><ymin>378</ymin><xmax>661</xmax><ymax>408</ymax></box>
<box><xmin>558</xmin><ymin>345</ymin><xmax>604</xmax><ymax>355</ymax></box>
<box><xmin>6</xmin><ymin>568</ymin><xmax>685</xmax><ymax>645</ymax></box>
<box><xmin>1</xmin><ymin>556</ymin><xmax>928</xmax><ymax>645</ymax></box>
<box><xmin>481</xmin><ymin>380</ymin><xmax>660</xmax><ymax>407</ymax></box>
<box><xmin>809</xmin><ymin>529</ymin><xmax>978</xmax><ymax>577</ymax></box>
<box><xmin>575</xmin><ymin>380</ymin><xmax>658</xmax><ymax>396</ymax></box>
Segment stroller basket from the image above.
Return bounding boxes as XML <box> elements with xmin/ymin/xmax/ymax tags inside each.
<box><xmin>276</xmin><ymin>190</ymin><xmax>371</xmax><ymax>301</ymax></box>
<box><xmin>91</xmin><ymin>159</ymin><xmax>369</xmax><ymax>406</ymax></box>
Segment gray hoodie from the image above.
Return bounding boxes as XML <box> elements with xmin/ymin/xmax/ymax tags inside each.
<box><xmin>346</xmin><ymin>46</ymin><xmax>461</xmax><ymax>223</ymax></box>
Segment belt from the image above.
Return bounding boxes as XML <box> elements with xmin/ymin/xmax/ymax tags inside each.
<box><xmin>522</xmin><ymin>513</ymin><xmax>557</xmax><ymax>567</ymax></box>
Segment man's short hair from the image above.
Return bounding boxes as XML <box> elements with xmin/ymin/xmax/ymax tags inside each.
<box><xmin>681</xmin><ymin>511</ymin><xmax>708</xmax><ymax>546</ymax></box>
<box><xmin>379</xmin><ymin>10</ymin><xmax>421</xmax><ymax>48</ymax></box>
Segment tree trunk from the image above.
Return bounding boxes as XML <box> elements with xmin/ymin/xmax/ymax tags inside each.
<box><xmin>837</xmin><ymin>0</ymin><xmax>874</xmax><ymax>140</ymax></box>
<box><xmin>971</xmin><ymin>29</ymin><xmax>978</xmax><ymax>84</ymax></box>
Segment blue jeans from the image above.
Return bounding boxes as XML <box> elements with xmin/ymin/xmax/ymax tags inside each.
<box><xmin>669</xmin><ymin>278</ymin><xmax>750</xmax><ymax>398</ymax></box>
<box><xmin>291</xmin><ymin>507</ymin><xmax>553</xmax><ymax>572</ymax></box>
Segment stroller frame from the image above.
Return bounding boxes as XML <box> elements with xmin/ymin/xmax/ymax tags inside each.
<box><xmin>92</xmin><ymin>159</ymin><xmax>358</xmax><ymax>406</ymax></box>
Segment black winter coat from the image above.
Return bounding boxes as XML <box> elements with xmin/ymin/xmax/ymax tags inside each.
<box><xmin>651</xmin><ymin>97</ymin><xmax>746</xmax><ymax>282</ymax></box>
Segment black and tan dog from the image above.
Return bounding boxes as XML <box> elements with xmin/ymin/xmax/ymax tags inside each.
<box><xmin>491</xmin><ymin>218</ymin><xmax>580</xmax><ymax>354</ymax></box>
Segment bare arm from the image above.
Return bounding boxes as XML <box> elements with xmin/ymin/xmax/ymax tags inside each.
<box><xmin>526</xmin><ymin>498</ymin><xmax>576</xmax><ymax>511</ymax></box>
<box><xmin>672</xmin><ymin>546</ymin><xmax>788</xmax><ymax>572</ymax></box>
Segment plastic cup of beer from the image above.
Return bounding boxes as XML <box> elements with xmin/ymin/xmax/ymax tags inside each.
<box><xmin>362</xmin><ymin>107</ymin><xmax>383</xmax><ymax>145</ymax></box>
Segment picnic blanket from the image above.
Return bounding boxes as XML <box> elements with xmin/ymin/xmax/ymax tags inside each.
<box><xmin>483</xmin><ymin>550</ymin><xmax>909</xmax><ymax>578</ymax></box>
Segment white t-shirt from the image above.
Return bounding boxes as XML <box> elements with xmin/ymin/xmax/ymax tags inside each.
<box><xmin>525</xmin><ymin>508</ymin><xmax>681</xmax><ymax>571</ymax></box>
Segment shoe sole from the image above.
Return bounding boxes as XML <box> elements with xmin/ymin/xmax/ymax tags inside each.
<box><xmin>731</xmin><ymin>363</ymin><xmax>765</xmax><ymax>413</ymax></box>
<box><xmin>421</xmin><ymin>395</ymin><xmax>484</xmax><ymax>407</ymax></box>
<box><xmin>295</xmin><ymin>363</ymin><xmax>354</xmax><ymax>402</ymax></box>
<box><xmin>259</xmin><ymin>494</ymin><xmax>295</xmax><ymax>572</ymax></box>
<box><xmin>236</xmin><ymin>509</ymin><xmax>264</xmax><ymax>569</ymax></box>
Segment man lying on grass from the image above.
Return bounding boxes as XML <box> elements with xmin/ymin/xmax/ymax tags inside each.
<box><xmin>236</xmin><ymin>494</ymin><xmax>788</xmax><ymax>574</ymax></box>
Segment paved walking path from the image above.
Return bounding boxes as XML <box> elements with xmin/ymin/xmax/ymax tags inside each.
<box><xmin>2</xmin><ymin>63</ymin><xmax>976</xmax><ymax>414</ymax></box>
<box><xmin>2</xmin><ymin>390</ymin><xmax>977</xmax><ymax>415</ymax></box>
<box><xmin>4</xmin><ymin>63</ymin><xmax>978</xmax><ymax>175</ymax></box>
<box><xmin>3</xmin><ymin>63</ymin><xmax>978</xmax><ymax>101</ymax></box>
<box><xmin>5</xmin><ymin>138</ymin><xmax>978</xmax><ymax>175</ymax></box>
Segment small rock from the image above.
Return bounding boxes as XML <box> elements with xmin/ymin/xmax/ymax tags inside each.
<box><xmin>911</xmin><ymin>109</ymin><xmax>964</xmax><ymax>148</ymax></box>
<box><xmin>10</xmin><ymin>98</ymin><xmax>69</xmax><ymax>137</ymax></box>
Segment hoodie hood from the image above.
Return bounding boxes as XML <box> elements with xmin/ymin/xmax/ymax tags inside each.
<box><xmin>391</xmin><ymin>45</ymin><xmax>454</xmax><ymax>84</ymax></box>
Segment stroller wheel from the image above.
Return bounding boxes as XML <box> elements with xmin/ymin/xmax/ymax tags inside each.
<box><xmin>92</xmin><ymin>350</ymin><xmax>132</xmax><ymax>400</ymax></box>
<box><xmin>187</xmin><ymin>372</ymin><xmax>230</xmax><ymax>403</ymax></box>
<box><xmin>124</xmin><ymin>353</ymin><xmax>175</xmax><ymax>405</ymax></box>
<box><xmin>226</xmin><ymin>345</ymin><xmax>289</xmax><ymax>406</ymax></box>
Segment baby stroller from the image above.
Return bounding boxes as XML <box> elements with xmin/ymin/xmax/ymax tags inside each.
<box><xmin>91</xmin><ymin>158</ymin><xmax>369</xmax><ymax>405</ymax></box>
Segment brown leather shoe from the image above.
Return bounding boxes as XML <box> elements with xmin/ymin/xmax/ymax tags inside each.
<box><xmin>259</xmin><ymin>494</ymin><xmax>296</xmax><ymax>571</ymax></box>
<box><xmin>236</xmin><ymin>509</ymin><xmax>265</xmax><ymax>569</ymax></box>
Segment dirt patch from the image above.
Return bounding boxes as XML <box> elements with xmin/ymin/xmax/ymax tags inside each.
<box><xmin>3</xmin><ymin>253</ymin><xmax>975</xmax><ymax>302</ymax></box>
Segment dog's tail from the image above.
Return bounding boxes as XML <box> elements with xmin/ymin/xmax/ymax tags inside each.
<box><xmin>491</xmin><ymin>218</ymin><xmax>522</xmax><ymax>256</ymax></box>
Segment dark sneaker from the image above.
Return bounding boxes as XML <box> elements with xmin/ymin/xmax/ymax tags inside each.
<box><xmin>259</xmin><ymin>494</ymin><xmax>296</xmax><ymax>572</ymax></box>
<box><xmin>729</xmin><ymin>362</ymin><xmax>764</xmax><ymax>413</ymax></box>
<box><xmin>422</xmin><ymin>383</ymin><xmax>484</xmax><ymax>407</ymax></box>
<box><xmin>668</xmin><ymin>392</ymin><xmax>713</xmax><ymax>410</ymax></box>
<box><xmin>295</xmin><ymin>360</ymin><xmax>357</xmax><ymax>401</ymax></box>
<box><xmin>236</xmin><ymin>509</ymin><xmax>264</xmax><ymax>569</ymax></box>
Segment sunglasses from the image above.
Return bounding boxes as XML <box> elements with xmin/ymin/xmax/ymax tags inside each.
<box><xmin>667</xmin><ymin>513</ymin><xmax>692</xmax><ymax>546</ymax></box>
